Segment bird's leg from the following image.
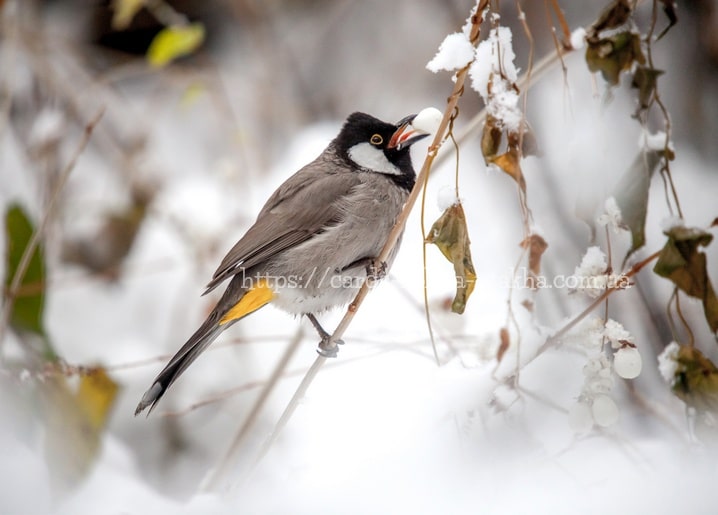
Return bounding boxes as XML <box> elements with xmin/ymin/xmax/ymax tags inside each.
<box><xmin>341</xmin><ymin>257</ymin><xmax>388</xmax><ymax>284</ymax></box>
<box><xmin>305</xmin><ymin>313</ymin><xmax>344</xmax><ymax>357</ymax></box>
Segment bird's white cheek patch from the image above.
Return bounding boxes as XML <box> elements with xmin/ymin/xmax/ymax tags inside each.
<box><xmin>348</xmin><ymin>142</ymin><xmax>401</xmax><ymax>175</ymax></box>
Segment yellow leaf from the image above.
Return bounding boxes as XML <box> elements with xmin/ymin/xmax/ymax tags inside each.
<box><xmin>111</xmin><ymin>0</ymin><xmax>144</xmax><ymax>30</ymax></box>
<box><xmin>41</xmin><ymin>368</ymin><xmax>119</xmax><ymax>490</ymax></box>
<box><xmin>147</xmin><ymin>23</ymin><xmax>205</xmax><ymax>68</ymax></box>
<box><xmin>76</xmin><ymin>368</ymin><xmax>120</xmax><ymax>431</ymax></box>
<box><xmin>426</xmin><ymin>203</ymin><xmax>477</xmax><ymax>314</ymax></box>
<box><xmin>180</xmin><ymin>82</ymin><xmax>206</xmax><ymax>108</ymax></box>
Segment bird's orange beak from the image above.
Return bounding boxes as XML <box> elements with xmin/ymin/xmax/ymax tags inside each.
<box><xmin>388</xmin><ymin>114</ymin><xmax>429</xmax><ymax>150</ymax></box>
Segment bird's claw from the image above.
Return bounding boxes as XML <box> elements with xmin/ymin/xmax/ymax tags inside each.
<box><xmin>317</xmin><ymin>337</ymin><xmax>344</xmax><ymax>358</ymax></box>
<box><xmin>365</xmin><ymin>259</ymin><xmax>388</xmax><ymax>283</ymax></box>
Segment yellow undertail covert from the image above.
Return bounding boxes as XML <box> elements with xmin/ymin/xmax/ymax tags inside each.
<box><xmin>219</xmin><ymin>278</ymin><xmax>275</xmax><ymax>325</ymax></box>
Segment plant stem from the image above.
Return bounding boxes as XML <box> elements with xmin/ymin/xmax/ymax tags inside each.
<box><xmin>0</xmin><ymin>109</ymin><xmax>104</xmax><ymax>357</ymax></box>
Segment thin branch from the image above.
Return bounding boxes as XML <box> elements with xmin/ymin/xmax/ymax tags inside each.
<box><xmin>315</xmin><ymin>3</ymin><xmax>491</xmax><ymax>359</ymax></box>
<box><xmin>673</xmin><ymin>288</ymin><xmax>694</xmax><ymax>347</ymax></box>
<box><xmin>240</xmin><ymin>0</ymin><xmax>492</xmax><ymax>483</ymax></box>
<box><xmin>239</xmin><ymin>353</ymin><xmax>326</xmax><ymax>487</ymax></box>
<box><xmin>201</xmin><ymin>327</ymin><xmax>304</xmax><ymax>491</ymax></box>
<box><xmin>535</xmin><ymin>250</ymin><xmax>661</xmax><ymax>357</ymax></box>
<box><xmin>0</xmin><ymin>108</ymin><xmax>105</xmax><ymax>355</ymax></box>
<box><xmin>420</xmin><ymin>152</ymin><xmax>441</xmax><ymax>366</ymax></box>
<box><xmin>645</xmin><ymin>0</ymin><xmax>682</xmax><ymax>219</ymax></box>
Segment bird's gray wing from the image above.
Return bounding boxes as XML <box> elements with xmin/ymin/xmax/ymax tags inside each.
<box><xmin>204</xmin><ymin>167</ymin><xmax>360</xmax><ymax>294</ymax></box>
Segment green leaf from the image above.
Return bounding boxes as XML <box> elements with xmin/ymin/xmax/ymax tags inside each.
<box><xmin>654</xmin><ymin>226</ymin><xmax>718</xmax><ymax>333</ymax></box>
<box><xmin>4</xmin><ymin>204</ymin><xmax>46</xmax><ymax>337</ymax></box>
<box><xmin>426</xmin><ymin>203</ymin><xmax>477</xmax><ymax>314</ymax></box>
<box><xmin>146</xmin><ymin>23</ymin><xmax>205</xmax><ymax>68</ymax></box>
<box><xmin>612</xmin><ymin>151</ymin><xmax>662</xmax><ymax>263</ymax></box>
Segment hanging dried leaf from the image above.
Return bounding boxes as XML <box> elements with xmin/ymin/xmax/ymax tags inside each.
<box><xmin>657</xmin><ymin>0</ymin><xmax>678</xmax><ymax>40</ymax></box>
<box><xmin>520</xmin><ymin>122</ymin><xmax>542</xmax><ymax>158</ymax></box>
<box><xmin>631</xmin><ymin>66</ymin><xmax>664</xmax><ymax>109</ymax></box>
<box><xmin>426</xmin><ymin>203</ymin><xmax>477</xmax><ymax>314</ymax></box>
<box><xmin>481</xmin><ymin>115</ymin><xmax>503</xmax><ymax>163</ymax></box>
<box><xmin>490</xmin><ymin>147</ymin><xmax>526</xmax><ymax>193</ymax></box>
<box><xmin>520</xmin><ymin>233</ymin><xmax>548</xmax><ymax>290</ymax></box>
<box><xmin>653</xmin><ymin>227</ymin><xmax>718</xmax><ymax>333</ymax></box>
<box><xmin>669</xmin><ymin>345</ymin><xmax>718</xmax><ymax>412</ymax></box>
<box><xmin>612</xmin><ymin>151</ymin><xmax>662</xmax><ymax>263</ymax></box>
<box><xmin>589</xmin><ymin>0</ymin><xmax>633</xmax><ymax>39</ymax></box>
<box><xmin>585</xmin><ymin>31</ymin><xmax>644</xmax><ymax>86</ymax></box>
<box><xmin>497</xmin><ymin>327</ymin><xmax>510</xmax><ymax>363</ymax></box>
<box><xmin>147</xmin><ymin>23</ymin><xmax>205</xmax><ymax>68</ymax></box>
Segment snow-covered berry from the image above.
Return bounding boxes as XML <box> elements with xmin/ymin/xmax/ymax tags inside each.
<box><xmin>591</xmin><ymin>395</ymin><xmax>619</xmax><ymax>427</ymax></box>
<box><xmin>413</xmin><ymin>107</ymin><xmax>443</xmax><ymax>136</ymax></box>
<box><xmin>614</xmin><ymin>346</ymin><xmax>642</xmax><ymax>379</ymax></box>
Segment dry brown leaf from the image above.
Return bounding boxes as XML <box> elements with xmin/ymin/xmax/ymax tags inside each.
<box><xmin>426</xmin><ymin>203</ymin><xmax>477</xmax><ymax>314</ymax></box>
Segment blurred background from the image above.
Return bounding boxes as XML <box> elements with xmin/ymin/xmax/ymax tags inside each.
<box><xmin>1</xmin><ymin>0</ymin><xmax>718</xmax><ymax>513</ymax></box>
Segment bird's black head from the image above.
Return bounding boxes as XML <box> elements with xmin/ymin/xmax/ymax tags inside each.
<box><xmin>333</xmin><ymin>112</ymin><xmax>429</xmax><ymax>191</ymax></box>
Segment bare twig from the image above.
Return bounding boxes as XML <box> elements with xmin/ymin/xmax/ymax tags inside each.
<box><xmin>201</xmin><ymin>327</ymin><xmax>304</xmax><ymax>491</ymax></box>
<box><xmin>0</xmin><ymin>108</ymin><xmax>105</xmax><ymax>354</ymax></box>
<box><xmin>238</xmin><ymin>0</ymin><xmax>492</xmax><ymax>484</ymax></box>
<box><xmin>420</xmin><ymin>186</ymin><xmax>441</xmax><ymax>364</ymax></box>
<box><xmin>239</xmin><ymin>352</ymin><xmax>327</xmax><ymax>487</ymax></box>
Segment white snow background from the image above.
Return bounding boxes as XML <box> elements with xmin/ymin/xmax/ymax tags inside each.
<box><xmin>1</xmin><ymin>1</ymin><xmax>718</xmax><ymax>514</ymax></box>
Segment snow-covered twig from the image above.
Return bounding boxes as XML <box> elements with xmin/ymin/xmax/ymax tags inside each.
<box><xmin>535</xmin><ymin>249</ymin><xmax>661</xmax><ymax>358</ymax></box>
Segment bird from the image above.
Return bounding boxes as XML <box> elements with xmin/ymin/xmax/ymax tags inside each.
<box><xmin>135</xmin><ymin>111</ymin><xmax>429</xmax><ymax>416</ymax></box>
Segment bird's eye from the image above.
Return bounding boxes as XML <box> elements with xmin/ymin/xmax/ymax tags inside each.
<box><xmin>370</xmin><ymin>134</ymin><xmax>383</xmax><ymax>146</ymax></box>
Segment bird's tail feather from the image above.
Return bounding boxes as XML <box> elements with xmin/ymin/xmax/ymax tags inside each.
<box><xmin>135</xmin><ymin>276</ymin><xmax>275</xmax><ymax>416</ymax></box>
<box><xmin>134</xmin><ymin>317</ymin><xmax>224</xmax><ymax>416</ymax></box>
